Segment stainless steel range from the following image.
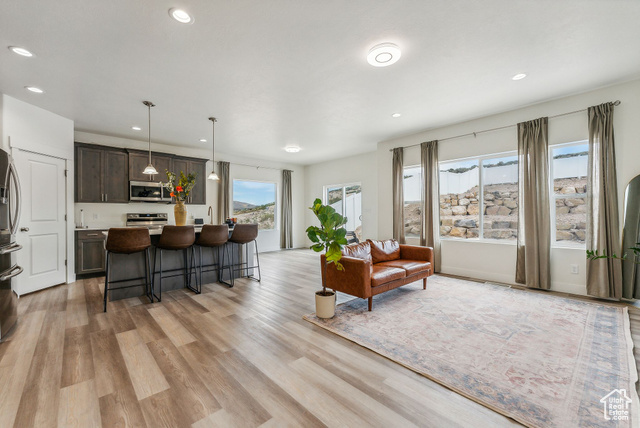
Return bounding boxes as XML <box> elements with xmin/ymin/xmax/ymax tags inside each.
<box><xmin>126</xmin><ymin>213</ymin><xmax>168</xmax><ymax>230</ymax></box>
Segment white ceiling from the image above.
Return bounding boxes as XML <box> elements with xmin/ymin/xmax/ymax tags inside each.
<box><xmin>1</xmin><ymin>0</ymin><xmax>639</xmax><ymax>165</ymax></box>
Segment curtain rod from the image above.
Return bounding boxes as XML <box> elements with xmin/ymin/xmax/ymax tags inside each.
<box><xmin>218</xmin><ymin>160</ymin><xmax>291</xmax><ymax>172</ymax></box>
<box><xmin>389</xmin><ymin>99</ymin><xmax>621</xmax><ymax>152</ymax></box>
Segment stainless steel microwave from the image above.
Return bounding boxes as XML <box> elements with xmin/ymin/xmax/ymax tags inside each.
<box><xmin>129</xmin><ymin>181</ymin><xmax>172</xmax><ymax>203</ymax></box>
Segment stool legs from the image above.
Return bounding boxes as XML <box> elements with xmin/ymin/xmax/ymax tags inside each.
<box><xmin>103</xmin><ymin>251</ymin><xmax>110</xmax><ymax>312</ymax></box>
<box><xmin>104</xmin><ymin>249</ymin><xmax>153</xmax><ymax>312</ymax></box>
<box><xmin>153</xmin><ymin>246</ymin><xmax>199</xmax><ymax>301</ymax></box>
<box><xmin>196</xmin><ymin>245</ymin><xmax>233</xmax><ymax>288</ymax></box>
<box><xmin>229</xmin><ymin>240</ymin><xmax>261</xmax><ymax>282</ymax></box>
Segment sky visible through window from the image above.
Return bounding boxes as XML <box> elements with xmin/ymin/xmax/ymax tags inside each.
<box><xmin>233</xmin><ymin>180</ymin><xmax>276</xmax><ymax>205</ymax></box>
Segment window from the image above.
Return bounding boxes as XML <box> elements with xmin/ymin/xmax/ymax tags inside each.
<box><xmin>439</xmin><ymin>159</ymin><xmax>480</xmax><ymax>239</ymax></box>
<box><xmin>439</xmin><ymin>154</ymin><xmax>518</xmax><ymax>241</ymax></box>
<box><xmin>403</xmin><ymin>166</ymin><xmax>421</xmax><ymax>237</ymax></box>
<box><xmin>550</xmin><ymin>142</ymin><xmax>588</xmax><ymax>246</ymax></box>
<box><xmin>232</xmin><ymin>180</ymin><xmax>276</xmax><ymax>230</ymax></box>
<box><xmin>482</xmin><ymin>155</ymin><xmax>518</xmax><ymax>240</ymax></box>
<box><xmin>325</xmin><ymin>184</ymin><xmax>362</xmax><ymax>240</ymax></box>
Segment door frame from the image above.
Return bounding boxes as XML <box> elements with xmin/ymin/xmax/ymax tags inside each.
<box><xmin>11</xmin><ymin>147</ymin><xmax>73</xmax><ymax>293</ymax></box>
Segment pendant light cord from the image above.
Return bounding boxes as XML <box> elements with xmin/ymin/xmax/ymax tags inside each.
<box><xmin>143</xmin><ymin>101</ymin><xmax>155</xmax><ymax>164</ymax></box>
<box><xmin>209</xmin><ymin>117</ymin><xmax>217</xmax><ymax>164</ymax></box>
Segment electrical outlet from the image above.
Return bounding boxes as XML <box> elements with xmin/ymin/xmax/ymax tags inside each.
<box><xmin>570</xmin><ymin>264</ymin><xmax>579</xmax><ymax>274</ymax></box>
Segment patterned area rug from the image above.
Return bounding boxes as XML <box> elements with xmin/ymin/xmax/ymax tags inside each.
<box><xmin>303</xmin><ymin>275</ymin><xmax>639</xmax><ymax>428</ymax></box>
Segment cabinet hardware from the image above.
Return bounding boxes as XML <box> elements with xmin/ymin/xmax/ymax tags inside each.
<box><xmin>87</xmin><ymin>233</ymin><xmax>99</xmax><ymax>237</ymax></box>
<box><xmin>20</xmin><ymin>227</ymin><xmax>29</xmax><ymax>232</ymax></box>
<box><xmin>105</xmin><ymin>194</ymin><xmax>108</xmax><ymax>202</ymax></box>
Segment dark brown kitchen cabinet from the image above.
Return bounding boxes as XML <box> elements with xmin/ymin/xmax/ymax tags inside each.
<box><xmin>75</xmin><ymin>230</ymin><xmax>107</xmax><ymax>275</ymax></box>
<box><xmin>172</xmin><ymin>157</ymin><xmax>207</xmax><ymax>204</ymax></box>
<box><xmin>128</xmin><ymin>150</ymin><xmax>172</xmax><ymax>182</ymax></box>
<box><xmin>75</xmin><ymin>143</ymin><xmax>128</xmax><ymax>203</ymax></box>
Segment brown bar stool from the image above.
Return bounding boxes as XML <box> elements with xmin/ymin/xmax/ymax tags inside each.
<box><xmin>228</xmin><ymin>223</ymin><xmax>261</xmax><ymax>282</ymax></box>
<box><xmin>104</xmin><ymin>227</ymin><xmax>152</xmax><ymax>312</ymax></box>
<box><xmin>195</xmin><ymin>225</ymin><xmax>233</xmax><ymax>289</ymax></box>
<box><xmin>152</xmin><ymin>226</ymin><xmax>197</xmax><ymax>301</ymax></box>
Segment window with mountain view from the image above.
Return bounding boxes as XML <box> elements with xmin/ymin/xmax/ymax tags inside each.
<box><xmin>232</xmin><ymin>180</ymin><xmax>276</xmax><ymax>230</ymax></box>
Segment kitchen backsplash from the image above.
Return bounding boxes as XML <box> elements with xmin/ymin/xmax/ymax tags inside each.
<box><xmin>75</xmin><ymin>202</ymin><xmax>213</xmax><ymax>228</ymax></box>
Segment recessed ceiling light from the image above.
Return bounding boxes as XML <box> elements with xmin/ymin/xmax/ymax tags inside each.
<box><xmin>284</xmin><ymin>146</ymin><xmax>301</xmax><ymax>153</ymax></box>
<box><xmin>9</xmin><ymin>46</ymin><xmax>33</xmax><ymax>57</ymax></box>
<box><xmin>391</xmin><ymin>113</ymin><xmax>402</xmax><ymax>118</ymax></box>
<box><xmin>199</xmin><ymin>139</ymin><xmax>207</xmax><ymax>142</ymax></box>
<box><xmin>512</xmin><ymin>73</ymin><xmax>527</xmax><ymax>81</ymax></box>
<box><xmin>25</xmin><ymin>86</ymin><xmax>43</xmax><ymax>93</ymax></box>
<box><xmin>169</xmin><ymin>8</ymin><xmax>194</xmax><ymax>24</ymax></box>
<box><xmin>132</xmin><ymin>126</ymin><xmax>142</xmax><ymax>131</ymax></box>
<box><xmin>367</xmin><ymin>43</ymin><xmax>401</xmax><ymax>67</ymax></box>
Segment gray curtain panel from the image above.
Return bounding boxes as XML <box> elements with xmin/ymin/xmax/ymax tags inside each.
<box><xmin>420</xmin><ymin>140</ymin><xmax>441</xmax><ymax>272</ymax></box>
<box><xmin>587</xmin><ymin>102</ymin><xmax>622</xmax><ymax>298</ymax></box>
<box><xmin>515</xmin><ymin>117</ymin><xmax>551</xmax><ymax>289</ymax></box>
<box><xmin>281</xmin><ymin>169</ymin><xmax>293</xmax><ymax>249</ymax></box>
<box><xmin>217</xmin><ymin>161</ymin><xmax>230</xmax><ymax>224</ymax></box>
<box><xmin>392</xmin><ymin>147</ymin><xmax>405</xmax><ymax>243</ymax></box>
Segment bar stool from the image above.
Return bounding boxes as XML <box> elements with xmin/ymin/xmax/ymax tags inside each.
<box><xmin>104</xmin><ymin>228</ymin><xmax>152</xmax><ymax>312</ymax></box>
<box><xmin>195</xmin><ymin>224</ymin><xmax>233</xmax><ymax>288</ymax></box>
<box><xmin>228</xmin><ymin>223</ymin><xmax>261</xmax><ymax>282</ymax></box>
<box><xmin>152</xmin><ymin>226</ymin><xmax>197</xmax><ymax>301</ymax></box>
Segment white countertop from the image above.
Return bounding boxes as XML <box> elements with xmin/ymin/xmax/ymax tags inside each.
<box><xmin>101</xmin><ymin>225</ymin><xmax>208</xmax><ymax>236</ymax></box>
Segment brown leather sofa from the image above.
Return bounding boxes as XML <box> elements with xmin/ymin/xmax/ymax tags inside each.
<box><xmin>321</xmin><ymin>239</ymin><xmax>434</xmax><ymax>311</ymax></box>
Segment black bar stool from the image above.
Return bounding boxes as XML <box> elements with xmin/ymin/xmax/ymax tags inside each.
<box><xmin>196</xmin><ymin>224</ymin><xmax>233</xmax><ymax>288</ymax></box>
<box><xmin>152</xmin><ymin>226</ymin><xmax>197</xmax><ymax>301</ymax></box>
<box><xmin>104</xmin><ymin>228</ymin><xmax>152</xmax><ymax>312</ymax></box>
<box><xmin>228</xmin><ymin>223</ymin><xmax>261</xmax><ymax>282</ymax></box>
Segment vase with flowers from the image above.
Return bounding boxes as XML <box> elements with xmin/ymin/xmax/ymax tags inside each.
<box><xmin>162</xmin><ymin>171</ymin><xmax>197</xmax><ymax>226</ymax></box>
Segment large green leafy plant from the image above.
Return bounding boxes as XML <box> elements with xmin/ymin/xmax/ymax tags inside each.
<box><xmin>306</xmin><ymin>198</ymin><xmax>348</xmax><ymax>294</ymax></box>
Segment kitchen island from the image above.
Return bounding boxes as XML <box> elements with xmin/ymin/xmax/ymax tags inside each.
<box><xmin>104</xmin><ymin>225</ymin><xmax>253</xmax><ymax>301</ymax></box>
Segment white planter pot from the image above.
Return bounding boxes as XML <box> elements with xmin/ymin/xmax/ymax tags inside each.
<box><xmin>315</xmin><ymin>291</ymin><xmax>336</xmax><ymax>319</ymax></box>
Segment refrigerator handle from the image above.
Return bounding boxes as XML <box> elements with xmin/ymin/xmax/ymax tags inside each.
<box><xmin>0</xmin><ymin>265</ymin><xmax>23</xmax><ymax>282</ymax></box>
<box><xmin>8</xmin><ymin>163</ymin><xmax>21</xmax><ymax>236</ymax></box>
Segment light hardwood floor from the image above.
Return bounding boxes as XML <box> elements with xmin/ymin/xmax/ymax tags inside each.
<box><xmin>0</xmin><ymin>249</ymin><xmax>637</xmax><ymax>427</ymax></box>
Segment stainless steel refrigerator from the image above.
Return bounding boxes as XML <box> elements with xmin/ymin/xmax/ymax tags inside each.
<box><xmin>0</xmin><ymin>149</ymin><xmax>22</xmax><ymax>341</ymax></box>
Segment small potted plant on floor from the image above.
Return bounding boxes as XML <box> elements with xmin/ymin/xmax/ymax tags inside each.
<box><xmin>306</xmin><ymin>198</ymin><xmax>348</xmax><ymax>318</ymax></box>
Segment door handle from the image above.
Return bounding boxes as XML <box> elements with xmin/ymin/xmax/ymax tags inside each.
<box><xmin>105</xmin><ymin>194</ymin><xmax>108</xmax><ymax>202</ymax></box>
<box><xmin>20</xmin><ymin>227</ymin><xmax>29</xmax><ymax>232</ymax></box>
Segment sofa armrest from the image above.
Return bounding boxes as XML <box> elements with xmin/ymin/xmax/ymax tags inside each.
<box><xmin>400</xmin><ymin>244</ymin><xmax>434</xmax><ymax>267</ymax></box>
<box><xmin>321</xmin><ymin>254</ymin><xmax>372</xmax><ymax>298</ymax></box>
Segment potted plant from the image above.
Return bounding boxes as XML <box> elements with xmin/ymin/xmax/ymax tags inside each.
<box><xmin>162</xmin><ymin>170</ymin><xmax>197</xmax><ymax>226</ymax></box>
<box><xmin>306</xmin><ymin>198</ymin><xmax>348</xmax><ymax>318</ymax></box>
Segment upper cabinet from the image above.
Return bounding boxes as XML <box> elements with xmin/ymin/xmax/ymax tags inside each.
<box><xmin>75</xmin><ymin>143</ymin><xmax>128</xmax><ymax>203</ymax></box>
<box><xmin>75</xmin><ymin>142</ymin><xmax>207</xmax><ymax>204</ymax></box>
<box><xmin>128</xmin><ymin>150</ymin><xmax>172</xmax><ymax>182</ymax></box>
<box><xmin>172</xmin><ymin>157</ymin><xmax>207</xmax><ymax>205</ymax></box>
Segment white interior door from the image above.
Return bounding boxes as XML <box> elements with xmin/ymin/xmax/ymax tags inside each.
<box><xmin>13</xmin><ymin>149</ymin><xmax>67</xmax><ymax>295</ymax></box>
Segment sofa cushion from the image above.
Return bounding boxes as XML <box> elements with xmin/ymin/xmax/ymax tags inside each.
<box><xmin>368</xmin><ymin>239</ymin><xmax>401</xmax><ymax>264</ymax></box>
<box><xmin>342</xmin><ymin>242</ymin><xmax>372</xmax><ymax>262</ymax></box>
<box><xmin>376</xmin><ymin>260</ymin><xmax>431</xmax><ymax>276</ymax></box>
<box><xmin>370</xmin><ymin>265</ymin><xmax>406</xmax><ymax>287</ymax></box>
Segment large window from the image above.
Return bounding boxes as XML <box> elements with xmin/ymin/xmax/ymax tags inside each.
<box><xmin>403</xmin><ymin>166</ymin><xmax>422</xmax><ymax>237</ymax></box>
<box><xmin>550</xmin><ymin>142</ymin><xmax>588</xmax><ymax>246</ymax></box>
<box><xmin>439</xmin><ymin>154</ymin><xmax>518</xmax><ymax>241</ymax></box>
<box><xmin>325</xmin><ymin>184</ymin><xmax>362</xmax><ymax>240</ymax></box>
<box><xmin>232</xmin><ymin>180</ymin><xmax>276</xmax><ymax>230</ymax></box>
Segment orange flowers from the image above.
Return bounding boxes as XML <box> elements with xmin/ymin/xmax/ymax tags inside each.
<box><xmin>170</xmin><ymin>192</ymin><xmax>176</xmax><ymax>197</ymax></box>
<box><xmin>176</xmin><ymin>186</ymin><xmax>183</xmax><ymax>192</ymax></box>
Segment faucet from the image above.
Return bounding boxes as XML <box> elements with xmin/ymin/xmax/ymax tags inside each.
<box><xmin>208</xmin><ymin>206</ymin><xmax>214</xmax><ymax>224</ymax></box>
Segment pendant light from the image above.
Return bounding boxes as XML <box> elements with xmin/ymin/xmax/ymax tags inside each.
<box><xmin>142</xmin><ymin>100</ymin><xmax>158</xmax><ymax>175</ymax></box>
<box><xmin>207</xmin><ymin>117</ymin><xmax>220</xmax><ymax>181</ymax></box>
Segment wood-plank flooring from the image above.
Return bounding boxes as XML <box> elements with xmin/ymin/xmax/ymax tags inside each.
<box><xmin>0</xmin><ymin>249</ymin><xmax>637</xmax><ymax>427</ymax></box>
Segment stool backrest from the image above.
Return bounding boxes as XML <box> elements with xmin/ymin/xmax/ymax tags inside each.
<box><xmin>106</xmin><ymin>227</ymin><xmax>151</xmax><ymax>254</ymax></box>
<box><xmin>157</xmin><ymin>225</ymin><xmax>196</xmax><ymax>250</ymax></box>
<box><xmin>197</xmin><ymin>224</ymin><xmax>229</xmax><ymax>247</ymax></box>
<box><xmin>229</xmin><ymin>223</ymin><xmax>258</xmax><ymax>244</ymax></box>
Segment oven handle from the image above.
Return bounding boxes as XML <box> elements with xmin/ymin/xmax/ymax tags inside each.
<box><xmin>0</xmin><ymin>264</ymin><xmax>23</xmax><ymax>282</ymax></box>
<box><xmin>0</xmin><ymin>242</ymin><xmax>22</xmax><ymax>255</ymax></box>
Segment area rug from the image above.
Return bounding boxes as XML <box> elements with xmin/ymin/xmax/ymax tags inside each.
<box><xmin>303</xmin><ymin>275</ymin><xmax>639</xmax><ymax>428</ymax></box>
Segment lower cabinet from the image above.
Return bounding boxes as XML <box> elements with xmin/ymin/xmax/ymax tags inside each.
<box><xmin>76</xmin><ymin>230</ymin><xmax>107</xmax><ymax>275</ymax></box>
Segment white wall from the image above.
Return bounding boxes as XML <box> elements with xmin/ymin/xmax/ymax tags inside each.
<box><xmin>376</xmin><ymin>79</ymin><xmax>640</xmax><ymax>296</ymax></box>
<box><xmin>1</xmin><ymin>95</ymin><xmax>76</xmax><ymax>283</ymax></box>
<box><xmin>305</xmin><ymin>151</ymin><xmax>378</xmax><ymax>241</ymax></box>
<box><xmin>74</xmin><ymin>131</ymin><xmax>306</xmax><ymax>253</ymax></box>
